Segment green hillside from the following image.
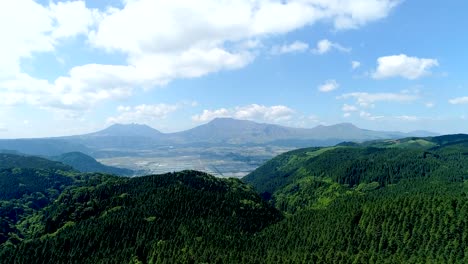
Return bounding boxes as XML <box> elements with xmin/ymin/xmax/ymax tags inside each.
<box><xmin>0</xmin><ymin>153</ymin><xmax>73</xmax><ymax>171</ymax></box>
<box><xmin>1</xmin><ymin>171</ymin><xmax>281</xmax><ymax>263</ymax></box>
<box><xmin>0</xmin><ymin>154</ymin><xmax>114</xmax><ymax>247</ymax></box>
<box><xmin>239</xmin><ymin>135</ymin><xmax>468</xmax><ymax>262</ymax></box>
<box><xmin>241</xmin><ymin>179</ymin><xmax>468</xmax><ymax>263</ymax></box>
<box><xmin>244</xmin><ymin>134</ymin><xmax>468</xmax><ymax>196</ymax></box>
<box><xmin>2</xmin><ymin>135</ymin><xmax>468</xmax><ymax>263</ymax></box>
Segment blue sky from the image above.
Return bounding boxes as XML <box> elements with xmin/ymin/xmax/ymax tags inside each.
<box><xmin>0</xmin><ymin>0</ymin><xmax>467</xmax><ymax>138</ymax></box>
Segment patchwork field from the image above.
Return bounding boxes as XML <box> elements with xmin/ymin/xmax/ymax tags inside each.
<box><xmin>98</xmin><ymin>145</ymin><xmax>293</xmax><ymax>178</ymax></box>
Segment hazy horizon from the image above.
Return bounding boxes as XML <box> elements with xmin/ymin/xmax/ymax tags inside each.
<box><xmin>1</xmin><ymin>1</ymin><xmax>467</xmax><ymax>138</ymax></box>
<box><xmin>0</xmin><ymin>117</ymin><xmax>445</xmax><ymax>140</ymax></box>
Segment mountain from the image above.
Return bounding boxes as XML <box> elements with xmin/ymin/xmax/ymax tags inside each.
<box><xmin>0</xmin><ymin>118</ymin><xmax>439</xmax><ymax>158</ymax></box>
<box><xmin>65</xmin><ymin>123</ymin><xmax>166</xmax><ymax>151</ymax></box>
<box><xmin>170</xmin><ymin>118</ymin><xmax>304</xmax><ymax>144</ymax></box>
<box><xmin>83</xmin><ymin>123</ymin><xmax>163</xmax><ymax>138</ymax></box>
<box><xmin>51</xmin><ymin>152</ymin><xmax>134</xmax><ymax>176</ymax></box>
<box><xmin>171</xmin><ymin>118</ymin><xmax>437</xmax><ymax>145</ymax></box>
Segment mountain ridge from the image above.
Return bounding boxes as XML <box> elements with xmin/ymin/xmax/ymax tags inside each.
<box><xmin>0</xmin><ymin>118</ymin><xmax>440</xmax><ymax>157</ymax></box>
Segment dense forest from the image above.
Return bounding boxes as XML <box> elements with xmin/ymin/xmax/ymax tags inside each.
<box><xmin>2</xmin><ymin>135</ymin><xmax>468</xmax><ymax>263</ymax></box>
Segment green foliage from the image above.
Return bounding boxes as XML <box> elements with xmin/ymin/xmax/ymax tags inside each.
<box><xmin>0</xmin><ymin>153</ymin><xmax>73</xmax><ymax>171</ymax></box>
<box><xmin>244</xmin><ymin>139</ymin><xmax>468</xmax><ymax>196</ymax></box>
<box><xmin>3</xmin><ymin>135</ymin><xmax>468</xmax><ymax>263</ymax></box>
<box><xmin>242</xmin><ymin>179</ymin><xmax>468</xmax><ymax>263</ymax></box>
<box><xmin>1</xmin><ymin>171</ymin><xmax>281</xmax><ymax>263</ymax></box>
<box><xmin>0</xmin><ymin>154</ymin><xmax>116</xmax><ymax>247</ymax></box>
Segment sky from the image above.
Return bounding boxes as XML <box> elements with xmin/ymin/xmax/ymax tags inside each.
<box><xmin>0</xmin><ymin>0</ymin><xmax>467</xmax><ymax>138</ymax></box>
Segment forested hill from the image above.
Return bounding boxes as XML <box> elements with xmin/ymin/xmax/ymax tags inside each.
<box><xmin>0</xmin><ymin>153</ymin><xmax>74</xmax><ymax>171</ymax></box>
<box><xmin>3</xmin><ymin>135</ymin><xmax>468</xmax><ymax>263</ymax></box>
<box><xmin>239</xmin><ymin>134</ymin><xmax>468</xmax><ymax>262</ymax></box>
<box><xmin>1</xmin><ymin>170</ymin><xmax>281</xmax><ymax>263</ymax></box>
<box><xmin>244</xmin><ymin>134</ymin><xmax>468</xmax><ymax>196</ymax></box>
<box><xmin>0</xmin><ymin>154</ymin><xmax>113</xmax><ymax>247</ymax></box>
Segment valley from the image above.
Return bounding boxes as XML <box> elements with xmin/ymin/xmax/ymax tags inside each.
<box><xmin>0</xmin><ymin>118</ymin><xmax>437</xmax><ymax>178</ymax></box>
<box><xmin>98</xmin><ymin>144</ymin><xmax>291</xmax><ymax>177</ymax></box>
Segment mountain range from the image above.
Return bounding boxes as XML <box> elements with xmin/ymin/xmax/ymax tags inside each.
<box><xmin>0</xmin><ymin>118</ymin><xmax>438</xmax><ymax>157</ymax></box>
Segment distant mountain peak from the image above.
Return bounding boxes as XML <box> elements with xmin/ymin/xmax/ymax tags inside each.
<box><xmin>331</xmin><ymin>123</ymin><xmax>359</xmax><ymax>129</ymax></box>
<box><xmin>106</xmin><ymin>123</ymin><xmax>154</xmax><ymax>129</ymax></box>
<box><xmin>211</xmin><ymin>117</ymin><xmax>234</xmax><ymax>121</ymax></box>
<box><xmin>209</xmin><ymin>117</ymin><xmax>256</xmax><ymax>124</ymax></box>
<box><xmin>90</xmin><ymin>123</ymin><xmax>162</xmax><ymax>137</ymax></box>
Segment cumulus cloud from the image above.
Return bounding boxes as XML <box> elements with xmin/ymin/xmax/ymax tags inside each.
<box><xmin>449</xmin><ymin>97</ymin><xmax>468</xmax><ymax>105</ymax></box>
<box><xmin>192</xmin><ymin>104</ymin><xmax>295</xmax><ymax>123</ymax></box>
<box><xmin>312</xmin><ymin>39</ymin><xmax>351</xmax><ymax>54</ymax></box>
<box><xmin>373</xmin><ymin>54</ymin><xmax>439</xmax><ymax>80</ymax></box>
<box><xmin>0</xmin><ymin>0</ymin><xmax>100</xmax><ymax>77</ymax></box>
<box><xmin>0</xmin><ymin>0</ymin><xmax>400</xmax><ymax>113</ymax></box>
<box><xmin>271</xmin><ymin>41</ymin><xmax>309</xmax><ymax>55</ymax></box>
<box><xmin>318</xmin><ymin>80</ymin><xmax>340</xmax><ymax>92</ymax></box>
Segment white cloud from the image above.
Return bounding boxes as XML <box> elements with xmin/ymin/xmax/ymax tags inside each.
<box><xmin>192</xmin><ymin>104</ymin><xmax>295</xmax><ymax>123</ymax></box>
<box><xmin>0</xmin><ymin>0</ymin><xmax>99</xmax><ymax>77</ymax></box>
<box><xmin>49</xmin><ymin>1</ymin><xmax>102</xmax><ymax>39</ymax></box>
<box><xmin>312</xmin><ymin>39</ymin><xmax>351</xmax><ymax>54</ymax></box>
<box><xmin>338</xmin><ymin>92</ymin><xmax>418</xmax><ymax>107</ymax></box>
<box><xmin>271</xmin><ymin>41</ymin><xmax>309</xmax><ymax>55</ymax></box>
<box><xmin>342</xmin><ymin>104</ymin><xmax>358</xmax><ymax>112</ymax></box>
<box><xmin>107</xmin><ymin>103</ymin><xmax>184</xmax><ymax>124</ymax></box>
<box><xmin>373</xmin><ymin>54</ymin><xmax>439</xmax><ymax>80</ymax></box>
<box><xmin>351</xmin><ymin>61</ymin><xmax>361</xmax><ymax>69</ymax></box>
<box><xmin>339</xmin><ymin>91</ymin><xmax>423</xmax><ymax>122</ymax></box>
<box><xmin>193</xmin><ymin>108</ymin><xmax>232</xmax><ymax>122</ymax></box>
<box><xmin>449</xmin><ymin>97</ymin><xmax>468</xmax><ymax>105</ymax></box>
<box><xmin>0</xmin><ymin>0</ymin><xmax>400</xmax><ymax>113</ymax></box>
<box><xmin>318</xmin><ymin>80</ymin><xmax>340</xmax><ymax>92</ymax></box>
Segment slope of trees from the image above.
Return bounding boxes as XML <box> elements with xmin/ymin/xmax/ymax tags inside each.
<box><xmin>1</xmin><ymin>171</ymin><xmax>282</xmax><ymax>263</ymax></box>
<box><xmin>2</xmin><ymin>135</ymin><xmax>468</xmax><ymax>263</ymax></box>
